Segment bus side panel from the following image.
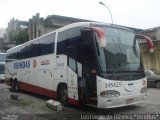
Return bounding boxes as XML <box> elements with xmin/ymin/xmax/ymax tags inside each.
<box><xmin>67</xmin><ymin>67</ymin><xmax>79</xmax><ymax>105</ymax></box>
<box><xmin>53</xmin><ymin>55</ymin><xmax>68</xmax><ymax>90</ymax></box>
<box><xmin>18</xmin><ymin>80</ymin><xmax>57</xmax><ymax>98</ymax></box>
<box><xmin>23</xmin><ymin>54</ymin><xmax>56</xmax><ymax>95</ymax></box>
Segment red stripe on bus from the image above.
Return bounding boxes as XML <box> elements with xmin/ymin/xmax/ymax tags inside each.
<box><xmin>6</xmin><ymin>80</ymin><xmax>80</xmax><ymax>106</ymax></box>
<box><xmin>18</xmin><ymin>81</ymin><xmax>57</xmax><ymax>99</ymax></box>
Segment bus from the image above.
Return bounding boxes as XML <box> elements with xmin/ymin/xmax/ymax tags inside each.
<box><xmin>0</xmin><ymin>53</ymin><xmax>6</xmax><ymax>82</ymax></box>
<box><xmin>5</xmin><ymin>22</ymin><xmax>154</xmax><ymax>108</ymax></box>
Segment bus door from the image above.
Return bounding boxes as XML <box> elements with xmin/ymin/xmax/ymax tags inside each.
<box><xmin>67</xmin><ymin>46</ymin><xmax>79</xmax><ymax>105</ymax></box>
<box><xmin>79</xmin><ymin>29</ymin><xmax>98</xmax><ymax>105</ymax></box>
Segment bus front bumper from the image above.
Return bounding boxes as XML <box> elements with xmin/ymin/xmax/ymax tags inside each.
<box><xmin>97</xmin><ymin>93</ymin><xmax>147</xmax><ymax>108</ymax></box>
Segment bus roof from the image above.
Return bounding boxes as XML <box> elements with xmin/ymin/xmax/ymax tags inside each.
<box><xmin>58</xmin><ymin>22</ymin><xmax>133</xmax><ymax>32</ymax></box>
<box><xmin>6</xmin><ymin>22</ymin><xmax>133</xmax><ymax>54</ymax></box>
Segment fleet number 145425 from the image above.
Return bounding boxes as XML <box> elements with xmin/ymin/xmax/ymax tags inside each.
<box><xmin>105</xmin><ymin>82</ymin><xmax>122</xmax><ymax>88</ymax></box>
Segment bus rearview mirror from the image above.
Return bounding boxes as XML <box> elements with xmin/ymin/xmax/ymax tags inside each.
<box><xmin>92</xmin><ymin>27</ymin><xmax>107</xmax><ymax>48</ymax></box>
<box><xmin>135</xmin><ymin>34</ymin><xmax>154</xmax><ymax>53</ymax></box>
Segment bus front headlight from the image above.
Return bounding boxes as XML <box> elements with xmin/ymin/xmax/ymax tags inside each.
<box><xmin>100</xmin><ymin>90</ymin><xmax>120</xmax><ymax>98</ymax></box>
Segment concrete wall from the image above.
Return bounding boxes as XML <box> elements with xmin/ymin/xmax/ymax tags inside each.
<box><xmin>28</xmin><ymin>14</ymin><xmax>91</xmax><ymax>40</ymax></box>
<box><xmin>140</xmin><ymin>41</ymin><xmax>160</xmax><ymax>71</ymax></box>
<box><xmin>28</xmin><ymin>13</ymin><xmax>44</xmax><ymax>40</ymax></box>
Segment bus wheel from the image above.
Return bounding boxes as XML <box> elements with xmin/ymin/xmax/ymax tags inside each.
<box><xmin>59</xmin><ymin>86</ymin><xmax>68</xmax><ymax>105</ymax></box>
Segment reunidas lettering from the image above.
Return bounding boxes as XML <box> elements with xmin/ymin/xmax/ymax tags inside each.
<box><xmin>14</xmin><ymin>61</ymin><xmax>30</xmax><ymax>69</ymax></box>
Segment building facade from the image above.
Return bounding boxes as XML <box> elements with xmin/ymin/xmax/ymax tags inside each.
<box><xmin>28</xmin><ymin>13</ymin><xmax>91</xmax><ymax>40</ymax></box>
<box><xmin>140</xmin><ymin>27</ymin><xmax>160</xmax><ymax>71</ymax></box>
<box><xmin>142</xmin><ymin>27</ymin><xmax>160</xmax><ymax>41</ymax></box>
<box><xmin>0</xmin><ymin>28</ymin><xmax>7</xmax><ymax>52</ymax></box>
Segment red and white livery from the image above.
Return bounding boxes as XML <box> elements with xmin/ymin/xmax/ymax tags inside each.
<box><xmin>5</xmin><ymin>22</ymin><xmax>153</xmax><ymax>108</ymax></box>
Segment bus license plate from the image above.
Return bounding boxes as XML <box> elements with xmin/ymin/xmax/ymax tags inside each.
<box><xmin>126</xmin><ymin>98</ymin><xmax>134</xmax><ymax>104</ymax></box>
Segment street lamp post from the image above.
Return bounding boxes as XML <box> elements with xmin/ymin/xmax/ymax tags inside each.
<box><xmin>99</xmin><ymin>1</ymin><xmax>113</xmax><ymax>24</ymax></box>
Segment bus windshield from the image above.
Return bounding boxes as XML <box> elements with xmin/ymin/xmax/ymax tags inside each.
<box><xmin>96</xmin><ymin>26</ymin><xmax>142</xmax><ymax>75</ymax></box>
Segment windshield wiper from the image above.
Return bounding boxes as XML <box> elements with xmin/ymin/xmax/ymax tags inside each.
<box><xmin>112</xmin><ymin>39</ymin><xmax>124</xmax><ymax>54</ymax></box>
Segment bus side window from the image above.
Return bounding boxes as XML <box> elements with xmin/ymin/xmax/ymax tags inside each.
<box><xmin>19</xmin><ymin>45</ymin><xmax>27</xmax><ymax>59</ymax></box>
<box><xmin>38</xmin><ymin>33</ymin><xmax>55</xmax><ymax>56</ymax></box>
<box><xmin>67</xmin><ymin>46</ymin><xmax>77</xmax><ymax>72</ymax></box>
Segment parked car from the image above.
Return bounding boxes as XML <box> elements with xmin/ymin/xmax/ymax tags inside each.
<box><xmin>145</xmin><ymin>69</ymin><xmax>160</xmax><ymax>88</ymax></box>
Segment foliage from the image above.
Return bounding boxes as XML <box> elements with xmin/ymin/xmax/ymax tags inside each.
<box><xmin>10</xmin><ymin>29</ymin><xmax>29</xmax><ymax>45</ymax></box>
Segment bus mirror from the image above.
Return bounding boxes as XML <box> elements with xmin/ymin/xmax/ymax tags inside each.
<box><xmin>92</xmin><ymin>27</ymin><xmax>107</xmax><ymax>48</ymax></box>
<box><xmin>135</xmin><ymin>34</ymin><xmax>154</xmax><ymax>53</ymax></box>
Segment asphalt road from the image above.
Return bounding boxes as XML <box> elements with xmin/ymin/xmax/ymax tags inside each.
<box><xmin>0</xmin><ymin>83</ymin><xmax>160</xmax><ymax>120</ymax></box>
<box><xmin>144</xmin><ymin>88</ymin><xmax>160</xmax><ymax>105</ymax></box>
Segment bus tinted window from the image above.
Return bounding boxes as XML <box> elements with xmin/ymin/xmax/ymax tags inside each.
<box><xmin>57</xmin><ymin>27</ymin><xmax>81</xmax><ymax>55</ymax></box>
<box><xmin>38</xmin><ymin>33</ymin><xmax>55</xmax><ymax>56</ymax></box>
<box><xmin>7</xmin><ymin>32</ymin><xmax>56</xmax><ymax>60</ymax></box>
<box><xmin>19</xmin><ymin>45</ymin><xmax>27</xmax><ymax>59</ymax></box>
<box><xmin>57</xmin><ymin>30</ymin><xmax>68</xmax><ymax>55</ymax></box>
<box><xmin>27</xmin><ymin>42</ymin><xmax>39</xmax><ymax>58</ymax></box>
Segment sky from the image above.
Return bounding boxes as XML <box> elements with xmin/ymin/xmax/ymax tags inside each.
<box><xmin>0</xmin><ymin>0</ymin><xmax>160</xmax><ymax>29</ymax></box>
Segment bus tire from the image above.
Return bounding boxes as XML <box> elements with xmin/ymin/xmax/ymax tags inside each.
<box><xmin>59</xmin><ymin>85</ymin><xmax>68</xmax><ymax>106</ymax></box>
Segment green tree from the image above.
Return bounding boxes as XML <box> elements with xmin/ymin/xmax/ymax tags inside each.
<box><xmin>11</xmin><ymin>29</ymin><xmax>29</xmax><ymax>45</ymax></box>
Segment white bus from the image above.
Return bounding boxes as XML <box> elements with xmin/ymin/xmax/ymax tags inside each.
<box><xmin>5</xmin><ymin>22</ymin><xmax>154</xmax><ymax>108</ymax></box>
<box><xmin>0</xmin><ymin>53</ymin><xmax>6</xmax><ymax>82</ymax></box>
